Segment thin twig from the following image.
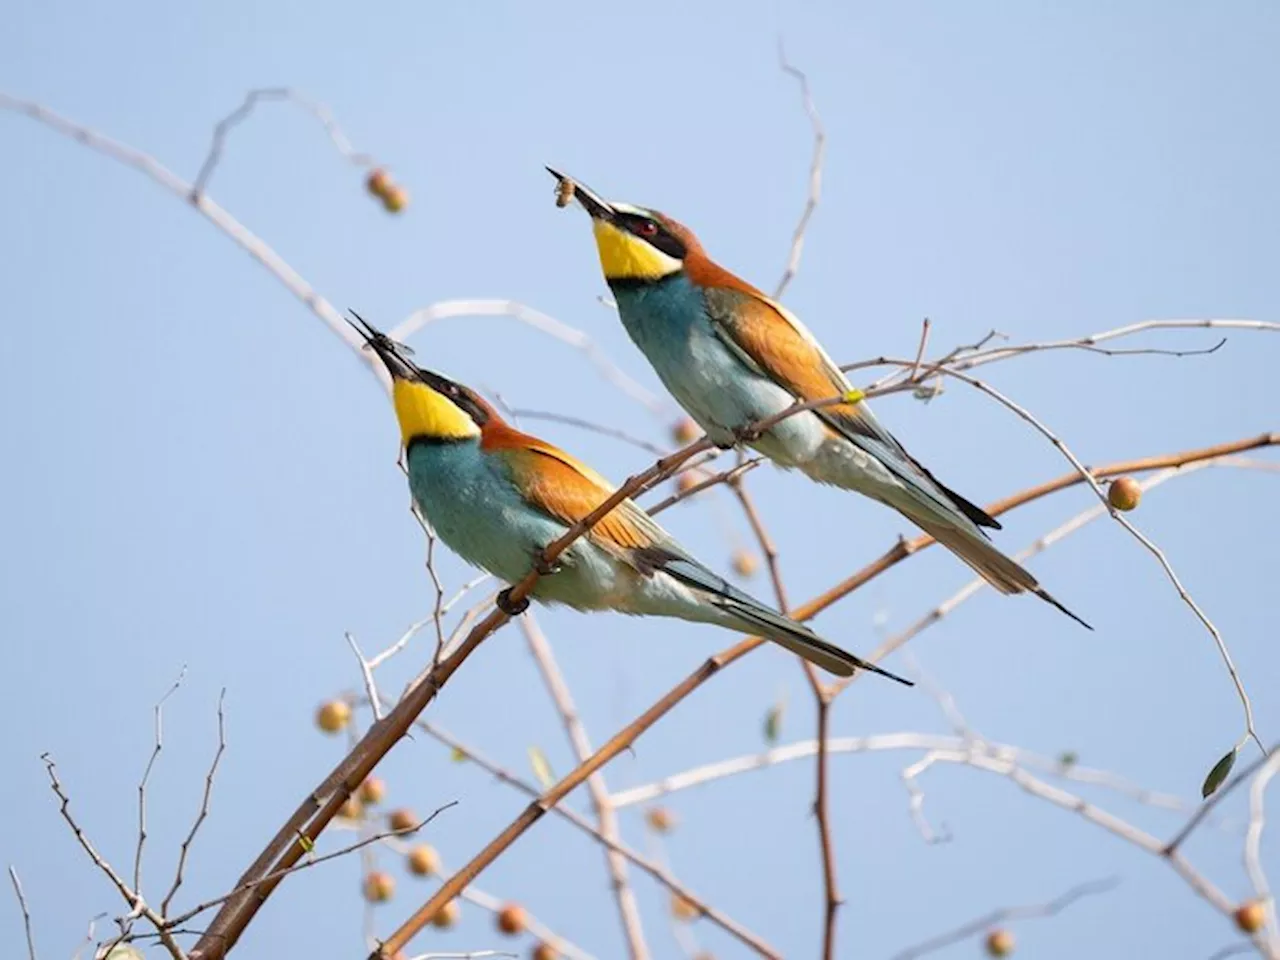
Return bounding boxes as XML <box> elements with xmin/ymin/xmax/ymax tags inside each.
<box><xmin>774</xmin><ymin>41</ymin><xmax>826</xmax><ymax>300</ymax></box>
<box><xmin>509</xmin><ymin>409</ymin><xmax>667</xmax><ymax>456</ymax></box>
<box><xmin>191</xmin><ymin>429</ymin><xmax>718</xmax><ymax>960</ymax></box>
<box><xmin>386</xmin><ymin>711</ymin><xmax>778</xmax><ymax>957</ymax></box>
<box><xmin>899</xmin><ymin>358</ymin><xmax>1262</xmax><ymax>753</ymax></box>
<box><xmin>521</xmin><ymin>612</ymin><xmax>650</xmax><ymax>960</ymax></box>
<box><xmin>368</xmin><ymin>836</ymin><xmax>595</xmax><ymax>960</ymax></box>
<box><xmin>135</xmin><ymin>671</ymin><xmax>187</xmax><ymax>901</ymax></box>
<box><xmin>8</xmin><ymin>866</ymin><xmax>37</xmax><ymax>960</ymax></box>
<box><xmin>727</xmin><ymin>476</ymin><xmax>842</xmax><ymax>955</ymax></box>
<box><xmin>390</xmin><ymin>300</ymin><xmax>665</xmax><ymax>414</ymax></box>
<box><xmin>43</xmin><ymin>755</ymin><xmax>187</xmax><ymax>960</ymax></box>
<box><xmin>645</xmin><ymin>458</ymin><xmax>763</xmax><ymax>516</ymax></box>
<box><xmin>168</xmin><ymin>804</ymin><xmax>455</xmax><ymax>927</ymax></box>
<box><xmin>347</xmin><ymin>632</ymin><xmax>384</xmax><ymax>721</ymax></box>
<box><xmin>888</xmin><ymin>877</ymin><xmax>1119</xmax><ymax>959</ymax></box>
<box><xmin>161</xmin><ymin>690</ymin><xmax>228</xmax><ymax>915</ymax></box>
<box><xmin>378</xmin><ymin>435</ymin><xmax>1278</xmax><ymax>955</ymax></box>
<box><xmin>1243</xmin><ymin>752</ymin><xmax>1280</xmax><ymax>952</ymax></box>
<box><xmin>191</xmin><ymin>88</ymin><xmax>377</xmax><ymax>198</ymax></box>
<box><xmin>837</xmin><ymin>456</ymin><xmax>1272</xmax><ymax>693</ymax></box>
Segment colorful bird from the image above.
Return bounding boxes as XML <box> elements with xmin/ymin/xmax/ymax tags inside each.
<box><xmin>348</xmin><ymin>313</ymin><xmax>908</xmax><ymax>682</ymax></box>
<box><xmin>546</xmin><ymin>169</ymin><xmax>1089</xmax><ymax>628</ymax></box>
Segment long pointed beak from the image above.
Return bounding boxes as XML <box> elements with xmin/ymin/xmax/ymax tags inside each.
<box><xmin>546</xmin><ymin>167</ymin><xmax>616</xmax><ymax>221</ymax></box>
<box><xmin>347</xmin><ymin>311</ymin><xmax>416</xmax><ymax>381</ymax></box>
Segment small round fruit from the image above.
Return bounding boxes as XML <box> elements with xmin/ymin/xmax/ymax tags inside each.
<box><xmin>985</xmin><ymin>928</ymin><xmax>1015</xmax><ymax>956</ymax></box>
<box><xmin>362</xmin><ymin>871</ymin><xmax>395</xmax><ymax>903</ymax></box>
<box><xmin>338</xmin><ymin>795</ymin><xmax>363</xmax><ymax>820</ymax></box>
<box><xmin>315</xmin><ymin>700</ymin><xmax>351</xmax><ymax>734</ymax></box>
<box><xmin>731</xmin><ymin>549</ymin><xmax>759</xmax><ymax>578</ymax></box>
<box><xmin>497</xmin><ymin>902</ymin><xmax>528</xmax><ymax>936</ymax></box>
<box><xmin>382</xmin><ymin>185</ymin><xmax>410</xmax><ymax>214</ymax></box>
<box><xmin>388</xmin><ymin>808</ymin><xmax>418</xmax><ymax>832</ymax></box>
<box><xmin>554</xmin><ymin>177</ymin><xmax>575</xmax><ymax>208</ymax></box>
<box><xmin>531</xmin><ymin>944</ymin><xmax>558</xmax><ymax>960</ymax></box>
<box><xmin>645</xmin><ymin>806</ymin><xmax>677</xmax><ymax>833</ymax></box>
<box><xmin>1108</xmin><ymin>476</ymin><xmax>1142</xmax><ymax>512</ymax></box>
<box><xmin>366</xmin><ymin>168</ymin><xmax>393</xmax><ymax>199</ymax></box>
<box><xmin>1235</xmin><ymin>899</ymin><xmax>1266</xmax><ymax>934</ymax></box>
<box><xmin>432</xmin><ymin>898</ymin><xmax>461</xmax><ymax>929</ymax></box>
<box><xmin>358</xmin><ymin>776</ymin><xmax>386</xmax><ymax>805</ymax></box>
<box><xmin>406</xmin><ymin>843</ymin><xmax>440</xmax><ymax>876</ymax></box>
<box><xmin>670</xmin><ymin>892</ymin><xmax>700</xmax><ymax>922</ymax></box>
<box><xmin>671</xmin><ymin>418</ymin><xmax>701</xmax><ymax>445</ymax></box>
<box><xmin>676</xmin><ymin>471</ymin><xmax>703</xmax><ymax>496</ymax></box>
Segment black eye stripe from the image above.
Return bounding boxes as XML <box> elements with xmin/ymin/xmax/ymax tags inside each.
<box><xmin>618</xmin><ymin>212</ymin><xmax>687</xmax><ymax>261</ymax></box>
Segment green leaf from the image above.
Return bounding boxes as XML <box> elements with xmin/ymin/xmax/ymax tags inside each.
<box><xmin>763</xmin><ymin>705</ymin><xmax>783</xmax><ymax>745</ymax></box>
<box><xmin>450</xmin><ymin>746</ymin><xmax>467</xmax><ymax>763</ymax></box>
<box><xmin>1201</xmin><ymin>748</ymin><xmax>1238</xmax><ymax>799</ymax></box>
<box><xmin>528</xmin><ymin>745</ymin><xmax>556</xmax><ymax>789</ymax></box>
<box><xmin>1058</xmin><ymin>750</ymin><xmax>1078</xmax><ymax>769</ymax></box>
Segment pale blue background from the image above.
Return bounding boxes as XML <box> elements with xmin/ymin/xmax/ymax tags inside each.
<box><xmin>3</xmin><ymin>3</ymin><xmax>1278</xmax><ymax>958</ymax></box>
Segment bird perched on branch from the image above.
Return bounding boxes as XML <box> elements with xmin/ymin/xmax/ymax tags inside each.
<box><xmin>349</xmin><ymin>313</ymin><xmax>908</xmax><ymax>682</ymax></box>
<box><xmin>547</xmin><ymin>169</ymin><xmax>1089</xmax><ymax>628</ymax></box>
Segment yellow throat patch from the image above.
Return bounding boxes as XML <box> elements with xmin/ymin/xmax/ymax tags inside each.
<box><xmin>592</xmin><ymin>219</ymin><xmax>683</xmax><ymax>282</ymax></box>
<box><xmin>392</xmin><ymin>378</ymin><xmax>480</xmax><ymax>445</ymax></box>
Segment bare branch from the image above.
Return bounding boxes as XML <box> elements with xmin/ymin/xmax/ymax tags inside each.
<box><xmin>0</xmin><ymin>92</ymin><xmax>379</xmax><ymax>373</ymax></box>
<box><xmin>42</xmin><ymin>754</ymin><xmax>186</xmax><ymax>959</ymax></box>
<box><xmin>192</xmin><ymin>88</ymin><xmax>378</xmax><ymax>198</ymax></box>
<box><xmin>347</xmin><ymin>632</ymin><xmax>384</xmax><ymax>721</ymax></box>
<box><xmin>161</xmin><ymin>690</ymin><xmax>228</xmax><ymax>915</ymax></box>
<box><xmin>136</xmin><ymin>669</ymin><xmax>187</xmax><ymax>895</ymax></box>
<box><xmin>509</xmin><ymin>409</ymin><xmax>667</xmax><ymax>456</ymax></box>
<box><xmin>521</xmin><ymin>612</ymin><xmax>650</xmax><ymax>959</ymax></box>
<box><xmin>1244</xmin><ymin>751</ymin><xmax>1280</xmax><ymax>951</ymax></box>
<box><xmin>169</xmin><ymin>803</ymin><xmax>455</xmax><ymax>927</ymax></box>
<box><xmin>888</xmin><ymin>877</ymin><xmax>1119</xmax><ymax>959</ymax></box>
<box><xmin>390</xmin><ymin>300</ymin><xmax>666</xmax><ymax>414</ymax></box>
<box><xmin>8</xmin><ymin>866</ymin><xmax>36</xmax><ymax>960</ymax></box>
<box><xmin>392</xmin><ymin>713</ymin><xmax>777</xmax><ymax>956</ymax></box>
<box><xmin>774</xmin><ymin>41</ymin><xmax>826</xmax><ymax>299</ymax></box>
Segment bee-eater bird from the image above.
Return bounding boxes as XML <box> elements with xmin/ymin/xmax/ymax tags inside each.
<box><xmin>349</xmin><ymin>314</ymin><xmax>909</xmax><ymax>682</ymax></box>
<box><xmin>546</xmin><ymin>169</ymin><xmax>1089</xmax><ymax>628</ymax></box>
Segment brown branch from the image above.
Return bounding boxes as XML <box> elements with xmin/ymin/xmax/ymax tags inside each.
<box><xmin>728</xmin><ymin>477</ymin><xmax>843</xmax><ymax>957</ymax></box>
<box><xmin>168</xmin><ymin>805</ymin><xmax>454</xmax><ymax>928</ymax></box>
<box><xmin>378</xmin><ymin>432</ymin><xmax>1279</xmax><ymax>957</ymax></box>
<box><xmin>818</xmin><ymin>431</ymin><xmax>1280</xmax><ymax>683</ymax></box>
<box><xmin>393</xmin><ymin>712</ymin><xmax>778</xmax><ymax>956</ymax></box>
<box><xmin>371</xmin><ymin>640</ymin><xmax>773</xmax><ymax>959</ymax></box>
<box><xmin>521</xmin><ymin>612</ymin><xmax>650</xmax><ymax>960</ymax></box>
<box><xmin>190</xmin><ymin>435</ymin><xmax>715</xmax><ymax>959</ymax></box>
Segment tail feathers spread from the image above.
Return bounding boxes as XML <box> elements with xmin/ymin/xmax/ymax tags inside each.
<box><xmin>902</xmin><ymin>505</ymin><xmax>1093</xmax><ymax>630</ymax></box>
<box><xmin>657</xmin><ymin>557</ymin><xmax>910</xmax><ymax>683</ymax></box>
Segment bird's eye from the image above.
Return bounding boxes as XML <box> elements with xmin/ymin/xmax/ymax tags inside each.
<box><xmin>637</xmin><ymin>220</ymin><xmax>659</xmax><ymax>238</ymax></box>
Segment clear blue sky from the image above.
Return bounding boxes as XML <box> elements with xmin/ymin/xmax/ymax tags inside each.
<box><xmin>3</xmin><ymin>3</ymin><xmax>1278</xmax><ymax>958</ymax></box>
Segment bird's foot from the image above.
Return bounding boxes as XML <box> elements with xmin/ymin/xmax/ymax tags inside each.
<box><xmin>532</xmin><ymin>551</ymin><xmax>563</xmax><ymax>577</ymax></box>
<box><xmin>731</xmin><ymin>423</ymin><xmax>764</xmax><ymax>445</ymax></box>
<box><xmin>496</xmin><ymin>588</ymin><xmax>530</xmax><ymax>617</ymax></box>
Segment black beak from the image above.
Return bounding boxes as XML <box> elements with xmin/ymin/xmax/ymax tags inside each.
<box><xmin>546</xmin><ymin>167</ymin><xmax>616</xmax><ymax>221</ymax></box>
<box><xmin>347</xmin><ymin>311</ymin><xmax>417</xmax><ymax>381</ymax></box>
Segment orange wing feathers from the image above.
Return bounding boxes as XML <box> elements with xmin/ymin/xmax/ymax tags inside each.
<box><xmin>481</xmin><ymin>421</ymin><xmax>661</xmax><ymax>554</ymax></box>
